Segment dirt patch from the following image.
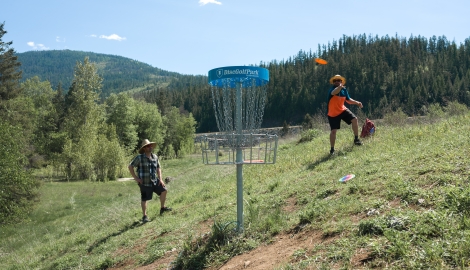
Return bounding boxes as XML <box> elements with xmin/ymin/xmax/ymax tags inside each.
<box><xmin>216</xmin><ymin>229</ymin><xmax>328</xmax><ymax>270</ymax></box>
<box><xmin>110</xmin><ymin>221</ymin><xmax>370</xmax><ymax>270</ymax></box>
<box><xmin>283</xmin><ymin>196</ymin><xmax>298</xmax><ymax>213</ymax></box>
<box><xmin>135</xmin><ymin>249</ymin><xmax>179</xmax><ymax>270</ymax></box>
<box><xmin>117</xmin><ymin>178</ymin><xmax>134</xmax><ymax>182</ymax></box>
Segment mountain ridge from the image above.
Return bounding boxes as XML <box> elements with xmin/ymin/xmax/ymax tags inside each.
<box><xmin>16</xmin><ymin>49</ymin><xmax>195</xmax><ymax>97</ymax></box>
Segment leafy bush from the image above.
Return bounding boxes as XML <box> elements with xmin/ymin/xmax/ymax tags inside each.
<box><xmin>298</xmin><ymin>128</ymin><xmax>322</xmax><ymax>143</ymax></box>
<box><xmin>0</xmin><ymin>123</ymin><xmax>40</xmax><ymax>224</ymax></box>
<box><xmin>301</xmin><ymin>113</ymin><xmax>315</xmax><ymax>130</ymax></box>
<box><xmin>383</xmin><ymin>108</ymin><xmax>408</xmax><ymax>126</ymax></box>
<box><xmin>172</xmin><ymin>220</ymin><xmax>253</xmax><ymax>270</ymax></box>
<box><xmin>427</xmin><ymin>103</ymin><xmax>445</xmax><ymax>119</ymax></box>
<box><xmin>445</xmin><ymin>101</ymin><xmax>468</xmax><ymax>116</ymax></box>
<box><xmin>358</xmin><ymin>218</ymin><xmax>384</xmax><ymax>236</ymax></box>
<box><xmin>443</xmin><ymin>187</ymin><xmax>470</xmax><ymax>216</ymax></box>
<box><xmin>281</xmin><ymin>121</ymin><xmax>290</xmax><ymax>137</ymax></box>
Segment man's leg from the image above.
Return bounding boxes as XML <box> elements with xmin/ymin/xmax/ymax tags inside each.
<box><xmin>141</xmin><ymin>200</ymin><xmax>150</xmax><ymax>222</ymax></box>
<box><xmin>159</xmin><ymin>190</ymin><xmax>167</xmax><ymax>208</ymax></box>
<box><xmin>140</xmin><ymin>185</ymin><xmax>151</xmax><ymax>221</ymax></box>
<box><xmin>158</xmin><ymin>189</ymin><xmax>172</xmax><ymax>215</ymax></box>
<box><xmin>351</xmin><ymin>118</ymin><xmax>363</xmax><ymax>145</ymax></box>
<box><xmin>141</xmin><ymin>200</ymin><xmax>148</xmax><ymax>217</ymax></box>
<box><xmin>330</xmin><ymin>129</ymin><xmax>338</xmax><ymax>154</ymax></box>
<box><xmin>351</xmin><ymin>118</ymin><xmax>359</xmax><ymax>137</ymax></box>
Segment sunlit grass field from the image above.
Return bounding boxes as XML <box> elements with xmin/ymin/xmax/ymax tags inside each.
<box><xmin>1</xmin><ymin>111</ymin><xmax>470</xmax><ymax>269</ymax></box>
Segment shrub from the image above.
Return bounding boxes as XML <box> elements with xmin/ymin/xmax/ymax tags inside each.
<box><xmin>358</xmin><ymin>219</ymin><xmax>384</xmax><ymax>236</ymax></box>
<box><xmin>281</xmin><ymin>121</ymin><xmax>290</xmax><ymax>137</ymax></box>
<box><xmin>383</xmin><ymin>108</ymin><xmax>408</xmax><ymax>126</ymax></box>
<box><xmin>445</xmin><ymin>101</ymin><xmax>468</xmax><ymax>116</ymax></box>
<box><xmin>298</xmin><ymin>129</ymin><xmax>322</xmax><ymax>143</ymax></box>
<box><xmin>301</xmin><ymin>113</ymin><xmax>315</xmax><ymax>130</ymax></box>
<box><xmin>0</xmin><ymin>123</ymin><xmax>40</xmax><ymax>224</ymax></box>
<box><xmin>427</xmin><ymin>103</ymin><xmax>445</xmax><ymax>119</ymax></box>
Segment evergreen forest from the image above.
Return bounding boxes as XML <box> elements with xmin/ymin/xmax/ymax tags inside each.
<box><xmin>18</xmin><ymin>34</ymin><xmax>470</xmax><ymax>133</ymax></box>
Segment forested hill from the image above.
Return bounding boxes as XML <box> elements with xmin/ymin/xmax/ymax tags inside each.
<box><xmin>136</xmin><ymin>34</ymin><xmax>470</xmax><ymax>132</ymax></box>
<box><xmin>16</xmin><ymin>34</ymin><xmax>470</xmax><ymax>133</ymax></box>
<box><xmin>261</xmin><ymin>34</ymin><xmax>470</xmax><ymax>125</ymax></box>
<box><xmin>16</xmin><ymin>50</ymin><xmax>189</xmax><ymax>97</ymax></box>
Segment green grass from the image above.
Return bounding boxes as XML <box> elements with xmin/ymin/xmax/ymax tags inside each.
<box><xmin>1</xmin><ymin>113</ymin><xmax>470</xmax><ymax>269</ymax></box>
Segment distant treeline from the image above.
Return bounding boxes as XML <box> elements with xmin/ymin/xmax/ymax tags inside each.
<box><xmin>137</xmin><ymin>34</ymin><xmax>470</xmax><ymax>132</ymax></box>
<box><xmin>17</xmin><ymin>34</ymin><xmax>470</xmax><ymax>133</ymax></box>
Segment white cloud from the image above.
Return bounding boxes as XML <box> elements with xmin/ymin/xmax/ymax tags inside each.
<box><xmin>27</xmin><ymin>42</ymin><xmax>49</xmax><ymax>50</ymax></box>
<box><xmin>56</xmin><ymin>36</ymin><xmax>65</xmax><ymax>42</ymax></box>
<box><xmin>199</xmin><ymin>0</ymin><xmax>222</xmax><ymax>6</ymax></box>
<box><xmin>98</xmin><ymin>34</ymin><xmax>126</xmax><ymax>41</ymax></box>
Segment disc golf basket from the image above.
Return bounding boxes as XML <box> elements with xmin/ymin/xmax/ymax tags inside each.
<box><xmin>200</xmin><ymin>66</ymin><xmax>278</xmax><ymax>232</ymax></box>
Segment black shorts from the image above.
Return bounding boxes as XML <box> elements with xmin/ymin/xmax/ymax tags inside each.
<box><xmin>140</xmin><ymin>181</ymin><xmax>167</xmax><ymax>201</ymax></box>
<box><xmin>328</xmin><ymin>109</ymin><xmax>357</xmax><ymax>130</ymax></box>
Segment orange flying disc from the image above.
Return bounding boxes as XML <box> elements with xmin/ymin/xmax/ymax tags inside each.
<box><xmin>315</xmin><ymin>58</ymin><xmax>328</xmax><ymax>65</ymax></box>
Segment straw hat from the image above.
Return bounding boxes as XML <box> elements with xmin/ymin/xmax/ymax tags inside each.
<box><xmin>139</xmin><ymin>139</ymin><xmax>156</xmax><ymax>154</ymax></box>
<box><xmin>329</xmin><ymin>74</ymin><xmax>346</xmax><ymax>85</ymax></box>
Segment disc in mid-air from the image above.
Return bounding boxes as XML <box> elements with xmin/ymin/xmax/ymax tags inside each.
<box><xmin>315</xmin><ymin>58</ymin><xmax>328</xmax><ymax>65</ymax></box>
<box><xmin>339</xmin><ymin>174</ymin><xmax>355</xmax><ymax>182</ymax></box>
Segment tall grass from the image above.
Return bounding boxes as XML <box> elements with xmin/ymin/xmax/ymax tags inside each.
<box><xmin>1</xmin><ymin>106</ymin><xmax>470</xmax><ymax>269</ymax></box>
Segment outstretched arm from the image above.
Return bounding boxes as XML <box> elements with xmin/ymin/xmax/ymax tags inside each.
<box><xmin>346</xmin><ymin>98</ymin><xmax>363</xmax><ymax>108</ymax></box>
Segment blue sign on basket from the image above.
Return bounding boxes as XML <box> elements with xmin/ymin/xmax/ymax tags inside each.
<box><xmin>208</xmin><ymin>66</ymin><xmax>269</xmax><ymax>88</ymax></box>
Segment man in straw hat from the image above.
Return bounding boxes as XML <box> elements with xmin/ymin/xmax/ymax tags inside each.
<box><xmin>128</xmin><ymin>139</ymin><xmax>172</xmax><ymax>223</ymax></box>
<box><xmin>327</xmin><ymin>75</ymin><xmax>363</xmax><ymax>155</ymax></box>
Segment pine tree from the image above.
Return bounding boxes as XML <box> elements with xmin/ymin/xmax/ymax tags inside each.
<box><xmin>0</xmin><ymin>23</ymin><xmax>40</xmax><ymax>224</ymax></box>
<box><xmin>0</xmin><ymin>23</ymin><xmax>22</xmax><ymax>102</ymax></box>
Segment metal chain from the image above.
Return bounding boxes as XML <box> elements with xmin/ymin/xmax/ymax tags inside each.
<box><xmin>210</xmin><ymin>78</ymin><xmax>268</xmax><ymax>148</ymax></box>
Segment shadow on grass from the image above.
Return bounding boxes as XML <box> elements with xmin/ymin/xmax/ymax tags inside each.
<box><xmin>87</xmin><ymin>220</ymin><xmax>143</xmax><ymax>253</ymax></box>
<box><xmin>307</xmin><ymin>145</ymin><xmax>354</xmax><ymax>170</ymax></box>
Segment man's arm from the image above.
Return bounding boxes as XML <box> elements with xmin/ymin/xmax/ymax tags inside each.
<box><xmin>330</xmin><ymin>83</ymin><xmax>344</xmax><ymax>95</ymax></box>
<box><xmin>346</xmin><ymin>98</ymin><xmax>363</xmax><ymax>108</ymax></box>
<box><xmin>157</xmin><ymin>168</ymin><xmax>165</xmax><ymax>187</ymax></box>
<box><xmin>128</xmin><ymin>164</ymin><xmax>143</xmax><ymax>184</ymax></box>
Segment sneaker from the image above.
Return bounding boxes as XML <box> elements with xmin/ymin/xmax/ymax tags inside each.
<box><xmin>354</xmin><ymin>139</ymin><xmax>363</xmax><ymax>146</ymax></box>
<box><xmin>330</xmin><ymin>149</ymin><xmax>335</xmax><ymax>155</ymax></box>
<box><xmin>142</xmin><ymin>215</ymin><xmax>149</xmax><ymax>223</ymax></box>
<box><xmin>160</xmin><ymin>206</ymin><xmax>172</xmax><ymax>215</ymax></box>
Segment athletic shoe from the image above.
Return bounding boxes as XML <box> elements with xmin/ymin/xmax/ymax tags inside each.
<box><xmin>142</xmin><ymin>215</ymin><xmax>149</xmax><ymax>223</ymax></box>
<box><xmin>330</xmin><ymin>149</ymin><xmax>335</xmax><ymax>155</ymax></box>
<box><xmin>160</xmin><ymin>206</ymin><xmax>172</xmax><ymax>215</ymax></box>
<box><xmin>354</xmin><ymin>139</ymin><xmax>363</xmax><ymax>146</ymax></box>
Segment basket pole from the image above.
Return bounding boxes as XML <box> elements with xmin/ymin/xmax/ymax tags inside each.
<box><xmin>235</xmin><ymin>81</ymin><xmax>244</xmax><ymax>232</ymax></box>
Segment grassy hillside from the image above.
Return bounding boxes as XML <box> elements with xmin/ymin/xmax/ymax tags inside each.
<box><xmin>1</xmin><ymin>111</ymin><xmax>470</xmax><ymax>269</ymax></box>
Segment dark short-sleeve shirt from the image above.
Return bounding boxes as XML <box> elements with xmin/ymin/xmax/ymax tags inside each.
<box><xmin>129</xmin><ymin>153</ymin><xmax>161</xmax><ymax>186</ymax></box>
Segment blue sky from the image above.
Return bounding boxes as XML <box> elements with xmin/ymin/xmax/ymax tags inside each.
<box><xmin>2</xmin><ymin>0</ymin><xmax>469</xmax><ymax>76</ymax></box>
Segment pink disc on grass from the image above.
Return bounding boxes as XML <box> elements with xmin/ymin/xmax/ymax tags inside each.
<box><xmin>339</xmin><ymin>174</ymin><xmax>355</xmax><ymax>182</ymax></box>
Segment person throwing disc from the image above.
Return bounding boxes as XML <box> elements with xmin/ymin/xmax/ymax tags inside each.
<box><xmin>327</xmin><ymin>75</ymin><xmax>363</xmax><ymax>155</ymax></box>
